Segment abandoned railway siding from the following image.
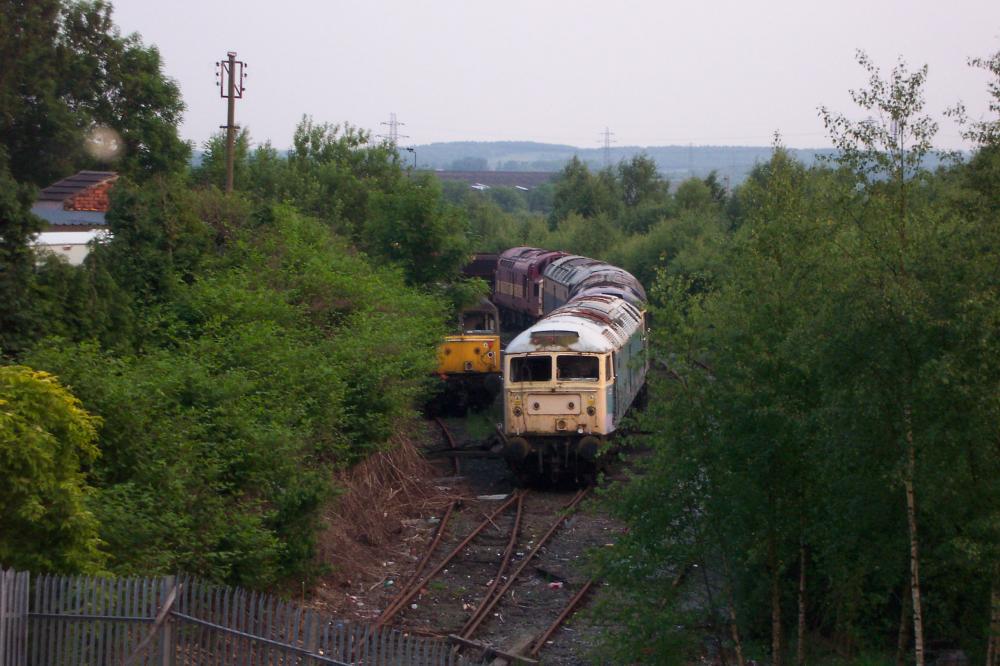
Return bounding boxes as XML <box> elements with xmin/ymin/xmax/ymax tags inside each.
<box><xmin>362</xmin><ymin>417</ymin><xmax>627</xmax><ymax>664</ymax></box>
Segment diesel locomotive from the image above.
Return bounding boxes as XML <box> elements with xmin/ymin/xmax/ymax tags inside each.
<box><xmin>502</xmin><ymin>294</ymin><xmax>647</xmax><ymax>483</ymax></box>
<box><xmin>432</xmin><ymin>297</ymin><xmax>502</xmax><ymax>412</ymax></box>
<box><xmin>436</xmin><ymin>247</ymin><xmax>648</xmax><ymax>481</ymax></box>
<box><xmin>492</xmin><ymin>247</ymin><xmax>648</xmax><ymax>483</ymax></box>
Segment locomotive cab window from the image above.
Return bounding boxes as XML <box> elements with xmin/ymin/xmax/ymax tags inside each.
<box><xmin>462</xmin><ymin>311</ymin><xmax>496</xmax><ymax>333</ymax></box>
<box><xmin>556</xmin><ymin>355</ymin><xmax>599</xmax><ymax>381</ymax></box>
<box><xmin>510</xmin><ymin>356</ymin><xmax>552</xmax><ymax>382</ymax></box>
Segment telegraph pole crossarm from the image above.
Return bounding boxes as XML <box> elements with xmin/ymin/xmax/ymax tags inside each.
<box><xmin>216</xmin><ymin>51</ymin><xmax>247</xmax><ymax>194</ymax></box>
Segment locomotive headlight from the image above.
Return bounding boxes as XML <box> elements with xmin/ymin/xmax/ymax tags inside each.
<box><xmin>513</xmin><ymin>406</ymin><xmax>523</xmax><ymax>417</ymax></box>
<box><xmin>587</xmin><ymin>406</ymin><xmax>596</xmax><ymax>416</ymax></box>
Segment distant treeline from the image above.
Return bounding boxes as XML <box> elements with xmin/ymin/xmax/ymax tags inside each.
<box><xmin>401</xmin><ymin>140</ymin><xmax>839</xmax><ymax>182</ymax></box>
<box><xmin>199</xmin><ymin>141</ymin><xmax>833</xmax><ymax>183</ymax></box>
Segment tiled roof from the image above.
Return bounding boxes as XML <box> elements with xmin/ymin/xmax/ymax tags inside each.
<box><xmin>37</xmin><ymin>171</ymin><xmax>117</xmax><ymax>202</ymax></box>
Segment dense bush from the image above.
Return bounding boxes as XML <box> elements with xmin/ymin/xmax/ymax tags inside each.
<box><xmin>0</xmin><ymin>365</ymin><xmax>104</xmax><ymax>573</ymax></box>
<box><xmin>23</xmin><ymin>205</ymin><xmax>445</xmax><ymax>587</ymax></box>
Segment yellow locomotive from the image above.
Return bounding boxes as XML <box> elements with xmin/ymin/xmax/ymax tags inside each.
<box><xmin>432</xmin><ymin>298</ymin><xmax>503</xmax><ymax>411</ymax></box>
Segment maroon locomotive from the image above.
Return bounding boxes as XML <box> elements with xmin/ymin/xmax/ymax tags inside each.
<box><xmin>492</xmin><ymin>247</ymin><xmax>645</xmax><ymax>330</ymax></box>
<box><xmin>493</xmin><ymin>247</ymin><xmax>567</xmax><ymax>328</ymax></box>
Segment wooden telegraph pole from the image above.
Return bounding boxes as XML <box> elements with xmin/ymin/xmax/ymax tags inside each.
<box><xmin>216</xmin><ymin>51</ymin><xmax>246</xmax><ymax>193</ymax></box>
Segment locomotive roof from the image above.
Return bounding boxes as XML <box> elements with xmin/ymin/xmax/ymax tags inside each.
<box><xmin>506</xmin><ymin>295</ymin><xmax>643</xmax><ymax>354</ymax></box>
<box><xmin>497</xmin><ymin>246</ymin><xmax>567</xmax><ymax>270</ymax></box>
<box><xmin>460</xmin><ymin>296</ymin><xmax>499</xmax><ymax>316</ymax></box>
<box><xmin>575</xmin><ymin>271</ymin><xmax>647</xmax><ymax>303</ymax></box>
<box><xmin>499</xmin><ymin>246</ymin><xmax>557</xmax><ymax>262</ymax></box>
<box><xmin>544</xmin><ymin>255</ymin><xmax>645</xmax><ymax>296</ymax></box>
<box><xmin>542</xmin><ymin>255</ymin><xmax>604</xmax><ymax>285</ymax></box>
<box><xmin>574</xmin><ymin>284</ymin><xmax>646</xmax><ymax>309</ymax></box>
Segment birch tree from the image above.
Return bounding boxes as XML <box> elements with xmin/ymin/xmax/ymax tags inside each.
<box><xmin>820</xmin><ymin>51</ymin><xmax>939</xmax><ymax>666</ymax></box>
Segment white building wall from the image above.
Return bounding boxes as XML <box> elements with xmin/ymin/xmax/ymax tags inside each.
<box><xmin>33</xmin><ymin>231</ymin><xmax>110</xmax><ymax>266</ymax></box>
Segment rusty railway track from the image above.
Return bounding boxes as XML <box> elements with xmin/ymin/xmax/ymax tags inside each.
<box><xmin>375</xmin><ymin>465</ymin><xmax>594</xmax><ymax>663</ymax></box>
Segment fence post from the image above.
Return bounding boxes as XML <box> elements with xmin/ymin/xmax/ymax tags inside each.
<box><xmin>0</xmin><ymin>570</ymin><xmax>7</xmax><ymax>666</ymax></box>
<box><xmin>123</xmin><ymin>575</ymin><xmax>178</xmax><ymax>666</ymax></box>
<box><xmin>159</xmin><ymin>576</ymin><xmax>174</xmax><ymax>666</ymax></box>
<box><xmin>0</xmin><ymin>570</ymin><xmax>30</xmax><ymax>666</ymax></box>
<box><xmin>1</xmin><ymin>571</ymin><xmax>7</xmax><ymax>666</ymax></box>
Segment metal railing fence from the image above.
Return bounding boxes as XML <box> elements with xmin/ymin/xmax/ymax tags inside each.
<box><xmin>0</xmin><ymin>570</ymin><xmax>29</xmax><ymax>666</ymax></box>
<box><xmin>0</xmin><ymin>569</ymin><xmax>465</xmax><ymax>666</ymax></box>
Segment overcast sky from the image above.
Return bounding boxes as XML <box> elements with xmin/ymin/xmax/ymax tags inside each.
<box><xmin>110</xmin><ymin>0</ymin><xmax>1000</xmax><ymax>151</ymax></box>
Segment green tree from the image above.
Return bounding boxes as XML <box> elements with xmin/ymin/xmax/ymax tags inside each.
<box><xmin>606</xmin><ymin>205</ymin><xmax>729</xmax><ymax>290</ymax></box>
<box><xmin>191</xmin><ymin>128</ymin><xmax>251</xmax><ymax>190</ymax></box>
<box><xmin>0</xmin><ymin>365</ymin><xmax>104</xmax><ymax>573</ymax></box>
<box><xmin>244</xmin><ymin>141</ymin><xmax>290</xmax><ymax>203</ymax></box>
<box><xmin>819</xmin><ymin>52</ymin><xmax>941</xmax><ymax>665</ymax></box>
<box><xmin>365</xmin><ymin>173</ymin><xmax>470</xmax><ymax>285</ymax></box>
<box><xmin>674</xmin><ymin>176</ymin><xmax>716</xmax><ymax>212</ymax></box>
<box><xmin>548</xmin><ymin>156</ymin><xmax>619</xmax><ymax>226</ymax></box>
<box><xmin>0</xmin><ymin>153</ymin><xmax>44</xmax><ymax>356</ymax></box>
<box><xmin>59</xmin><ymin>1</ymin><xmax>189</xmax><ymax>178</ymax></box>
<box><xmin>285</xmin><ymin>117</ymin><xmax>403</xmax><ymax>236</ymax></box>
<box><xmin>598</xmin><ymin>53</ymin><xmax>1000</xmax><ymax>663</ymax></box>
<box><xmin>26</xmin><ymin>204</ymin><xmax>448</xmax><ymax>587</ymax></box>
<box><xmin>485</xmin><ymin>186</ymin><xmax>527</xmax><ymax>214</ymax></box>
<box><xmin>526</xmin><ymin>181</ymin><xmax>555</xmax><ymax>214</ymax></box>
<box><xmin>463</xmin><ymin>194</ymin><xmax>521</xmax><ymax>251</ymax></box>
<box><xmin>618</xmin><ymin>153</ymin><xmax>668</xmax><ymax>208</ymax></box>
<box><xmin>0</xmin><ymin>0</ymin><xmax>79</xmax><ymax>185</ymax></box>
<box><xmin>0</xmin><ymin>0</ymin><xmax>188</xmax><ymax>186</ymax></box>
<box><xmin>597</xmin><ymin>149</ymin><xmax>835</xmax><ymax>664</ymax></box>
<box><xmin>97</xmin><ymin>176</ymin><xmax>213</xmax><ymax>311</ymax></box>
<box><xmin>941</xmin><ymin>48</ymin><xmax>1000</xmax><ymax>662</ymax></box>
<box><xmin>546</xmin><ymin>212</ymin><xmax>623</xmax><ymax>260</ymax></box>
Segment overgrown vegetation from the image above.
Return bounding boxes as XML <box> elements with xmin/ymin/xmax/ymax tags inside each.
<box><xmin>0</xmin><ymin>1</ymin><xmax>454</xmax><ymax>588</ymax></box>
<box><xmin>1</xmin><ymin>3</ymin><xmax>997</xmax><ymax>660</ymax></box>
<box><xmin>592</xmin><ymin>53</ymin><xmax>1000</xmax><ymax>664</ymax></box>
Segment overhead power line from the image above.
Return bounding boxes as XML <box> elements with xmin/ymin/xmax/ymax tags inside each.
<box><xmin>379</xmin><ymin>112</ymin><xmax>409</xmax><ymax>144</ymax></box>
<box><xmin>599</xmin><ymin>127</ymin><xmax>616</xmax><ymax>167</ymax></box>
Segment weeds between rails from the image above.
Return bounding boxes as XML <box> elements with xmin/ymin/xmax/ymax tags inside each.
<box><xmin>375</xmin><ymin>486</ymin><xmax>592</xmax><ymax>662</ymax></box>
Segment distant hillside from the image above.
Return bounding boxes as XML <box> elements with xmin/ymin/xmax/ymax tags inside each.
<box><xmin>406</xmin><ymin>141</ymin><xmax>836</xmax><ymax>184</ymax></box>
